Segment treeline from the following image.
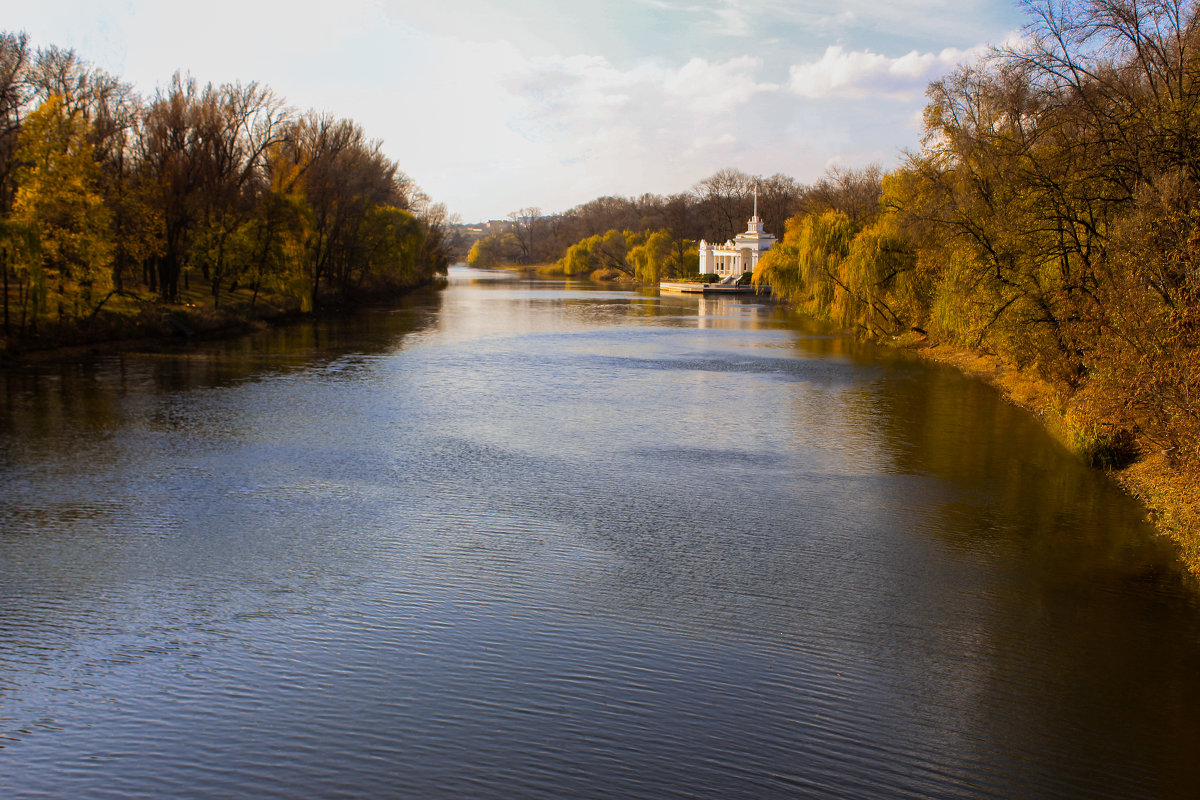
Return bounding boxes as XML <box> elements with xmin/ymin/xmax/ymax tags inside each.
<box><xmin>0</xmin><ymin>32</ymin><xmax>452</xmax><ymax>348</ymax></box>
<box><xmin>552</xmin><ymin>228</ymin><xmax>700</xmax><ymax>282</ymax></box>
<box><xmin>467</xmin><ymin>168</ymin><xmax>877</xmax><ymax>278</ymax></box>
<box><xmin>757</xmin><ymin>0</ymin><xmax>1200</xmax><ymax>493</ymax></box>
<box><xmin>467</xmin><ymin>166</ymin><xmax>885</xmax><ymax>281</ymax></box>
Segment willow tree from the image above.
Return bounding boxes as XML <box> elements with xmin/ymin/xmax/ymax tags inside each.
<box><xmin>467</xmin><ymin>232</ymin><xmax>519</xmax><ymax>268</ymax></box>
<box><xmin>628</xmin><ymin>229</ymin><xmax>694</xmax><ymax>282</ymax></box>
<box><xmin>836</xmin><ymin>214</ymin><xmax>922</xmax><ymax>335</ymax></box>
<box><xmin>355</xmin><ymin>205</ymin><xmax>423</xmax><ymax>288</ymax></box>
<box><xmin>754</xmin><ymin>210</ymin><xmax>855</xmax><ymax>313</ymax></box>
<box><xmin>555</xmin><ymin>229</ymin><xmax>636</xmax><ymax>277</ymax></box>
<box><xmin>277</xmin><ymin>113</ymin><xmax>413</xmax><ymax>309</ymax></box>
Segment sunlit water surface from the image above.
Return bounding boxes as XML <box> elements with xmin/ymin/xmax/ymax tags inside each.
<box><xmin>2</xmin><ymin>267</ymin><xmax>1200</xmax><ymax>798</ymax></box>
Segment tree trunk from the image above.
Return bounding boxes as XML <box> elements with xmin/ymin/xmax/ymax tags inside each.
<box><xmin>18</xmin><ymin>277</ymin><xmax>26</xmax><ymax>336</ymax></box>
<box><xmin>2</xmin><ymin>251</ymin><xmax>8</xmax><ymax>338</ymax></box>
<box><xmin>158</xmin><ymin>252</ymin><xmax>179</xmax><ymax>304</ymax></box>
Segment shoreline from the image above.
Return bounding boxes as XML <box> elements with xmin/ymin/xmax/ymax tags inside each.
<box><xmin>0</xmin><ymin>279</ymin><xmax>445</xmax><ymax>367</ymax></box>
<box><xmin>0</xmin><ymin>300</ymin><xmax>305</xmax><ymax>367</ymax></box>
<box><xmin>900</xmin><ymin>338</ymin><xmax>1200</xmax><ymax>577</ymax></box>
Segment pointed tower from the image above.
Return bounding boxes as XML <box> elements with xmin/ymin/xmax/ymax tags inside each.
<box><xmin>746</xmin><ymin>187</ymin><xmax>766</xmax><ymax>235</ymax></box>
<box><xmin>695</xmin><ymin>185</ymin><xmax>776</xmax><ymax>277</ymax></box>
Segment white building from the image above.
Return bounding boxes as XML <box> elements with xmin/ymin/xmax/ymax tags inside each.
<box><xmin>697</xmin><ymin>194</ymin><xmax>776</xmax><ymax>279</ymax></box>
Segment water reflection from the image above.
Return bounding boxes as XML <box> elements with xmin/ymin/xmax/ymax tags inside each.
<box><xmin>696</xmin><ymin>294</ymin><xmax>775</xmax><ymax>330</ymax></box>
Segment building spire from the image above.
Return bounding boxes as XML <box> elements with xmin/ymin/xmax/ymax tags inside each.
<box><xmin>753</xmin><ymin>187</ymin><xmax>759</xmax><ymax>220</ymax></box>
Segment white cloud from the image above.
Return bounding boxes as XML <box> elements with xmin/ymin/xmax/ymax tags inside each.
<box><xmin>788</xmin><ymin>44</ymin><xmax>989</xmax><ymax>101</ymax></box>
<box><xmin>502</xmin><ymin>53</ymin><xmax>777</xmax><ymax>150</ymax></box>
<box><xmin>662</xmin><ymin>56</ymin><xmax>776</xmax><ymax>110</ymax></box>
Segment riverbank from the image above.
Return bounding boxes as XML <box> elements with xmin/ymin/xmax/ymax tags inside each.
<box><xmin>533</xmin><ymin>264</ymin><xmax>634</xmax><ymax>282</ymax></box>
<box><xmin>0</xmin><ymin>276</ymin><xmax>445</xmax><ymax>365</ymax></box>
<box><xmin>902</xmin><ymin>337</ymin><xmax>1200</xmax><ymax>575</ymax></box>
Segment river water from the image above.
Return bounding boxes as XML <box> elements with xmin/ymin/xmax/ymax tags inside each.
<box><xmin>2</xmin><ymin>266</ymin><xmax>1199</xmax><ymax>798</ymax></box>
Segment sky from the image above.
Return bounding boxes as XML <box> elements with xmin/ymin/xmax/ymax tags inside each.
<box><xmin>4</xmin><ymin>0</ymin><xmax>1028</xmax><ymax>222</ymax></box>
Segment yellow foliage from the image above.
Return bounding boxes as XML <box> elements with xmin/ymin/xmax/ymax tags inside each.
<box><xmin>12</xmin><ymin>94</ymin><xmax>113</xmax><ymax>317</ymax></box>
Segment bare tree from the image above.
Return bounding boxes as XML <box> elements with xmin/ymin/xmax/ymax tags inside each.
<box><xmin>507</xmin><ymin>206</ymin><xmax>541</xmax><ymax>263</ymax></box>
<box><xmin>756</xmin><ymin>173</ymin><xmax>803</xmax><ymax>236</ymax></box>
<box><xmin>0</xmin><ymin>32</ymin><xmax>31</xmax><ymax>213</ymax></box>
<box><xmin>798</xmin><ymin>165</ymin><xmax>883</xmax><ymax>224</ymax></box>
<box><xmin>693</xmin><ymin>167</ymin><xmax>755</xmax><ymax>240</ymax></box>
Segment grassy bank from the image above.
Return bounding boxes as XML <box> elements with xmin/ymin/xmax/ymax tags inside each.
<box><xmin>1</xmin><ymin>285</ymin><xmax>293</xmax><ymax>362</ymax></box>
<box><xmin>0</xmin><ymin>276</ymin><xmax>441</xmax><ymax>364</ymax></box>
<box><xmin>533</xmin><ymin>263</ymin><xmax>633</xmax><ymax>282</ymax></box>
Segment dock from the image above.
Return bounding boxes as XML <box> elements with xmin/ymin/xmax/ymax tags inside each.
<box><xmin>659</xmin><ymin>282</ymin><xmax>772</xmax><ymax>295</ymax></box>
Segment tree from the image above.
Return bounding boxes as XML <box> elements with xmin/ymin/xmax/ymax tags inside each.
<box><xmin>556</xmin><ymin>229</ymin><xmax>637</xmax><ymax>276</ymax></box>
<box><xmin>0</xmin><ymin>217</ymin><xmax>38</xmax><ymax>337</ymax></box>
<box><xmin>410</xmin><ymin>194</ymin><xmax>454</xmax><ymax>278</ymax></box>
<box><xmin>693</xmin><ymin>167</ymin><xmax>755</xmax><ymax>241</ymax></box>
<box><xmin>358</xmin><ymin>205</ymin><xmax>422</xmax><ymax>285</ymax></box>
<box><xmin>138</xmin><ymin>74</ymin><xmax>211</xmax><ymax>302</ymax></box>
<box><xmin>507</xmin><ymin>206</ymin><xmax>542</xmax><ymax>263</ymax></box>
<box><xmin>0</xmin><ymin>32</ymin><xmax>31</xmax><ymax>214</ymax></box>
<box><xmin>754</xmin><ymin>210</ymin><xmax>853</xmax><ymax>312</ymax></box>
<box><xmin>628</xmin><ymin>229</ymin><xmax>696</xmax><ymax>282</ymax></box>
<box><xmin>467</xmin><ymin>232</ymin><xmax>511</xmax><ymax>267</ymax></box>
<box><xmin>277</xmin><ymin>113</ymin><xmax>416</xmax><ymax>308</ymax></box>
<box><xmin>797</xmin><ymin>165</ymin><xmax>883</xmax><ymax>224</ymax></box>
<box><xmin>756</xmin><ymin>173</ymin><xmax>803</xmax><ymax>239</ymax></box>
<box><xmin>12</xmin><ymin>94</ymin><xmax>112</xmax><ymax>322</ymax></box>
<box><xmin>0</xmin><ymin>28</ymin><xmax>451</xmax><ymax>353</ymax></box>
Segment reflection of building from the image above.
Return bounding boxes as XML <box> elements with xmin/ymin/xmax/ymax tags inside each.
<box><xmin>697</xmin><ymin>193</ymin><xmax>776</xmax><ymax>278</ymax></box>
<box><xmin>697</xmin><ymin>294</ymin><xmax>773</xmax><ymax>329</ymax></box>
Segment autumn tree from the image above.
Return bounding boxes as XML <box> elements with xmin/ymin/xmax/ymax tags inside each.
<box><xmin>0</xmin><ymin>33</ymin><xmax>32</xmax><ymax>337</ymax></box>
<box><xmin>467</xmin><ymin>230</ymin><xmax>519</xmax><ymax>267</ymax></box>
<box><xmin>409</xmin><ymin>193</ymin><xmax>455</xmax><ymax>278</ymax></box>
<box><xmin>137</xmin><ymin>74</ymin><xmax>210</xmax><ymax>301</ymax></box>
<box><xmin>556</xmin><ymin>229</ymin><xmax>637</xmax><ymax>276</ymax></box>
<box><xmin>12</xmin><ymin>94</ymin><xmax>112</xmax><ymax>323</ymax></box>
<box><xmin>628</xmin><ymin>229</ymin><xmax>697</xmax><ymax>282</ymax></box>
<box><xmin>190</xmin><ymin>82</ymin><xmax>288</xmax><ymax>306</ymax></box>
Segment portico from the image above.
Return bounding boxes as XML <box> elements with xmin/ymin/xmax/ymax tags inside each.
<box><xmin>697</xmin><ymin>193</ymin><xmax>776</xmax><ymax>279</ymax></box>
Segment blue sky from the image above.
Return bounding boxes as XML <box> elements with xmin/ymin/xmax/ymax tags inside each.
<box><xmin>6</xmin><ymin>0</ymin><xmax>1027</xmax><ymax>221</ymax></box>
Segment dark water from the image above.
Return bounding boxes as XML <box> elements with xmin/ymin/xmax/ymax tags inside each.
<box><xmin>2</xmin><ymin>267</ymin><xmax>1199</xmax><ymax>799</ymax></box>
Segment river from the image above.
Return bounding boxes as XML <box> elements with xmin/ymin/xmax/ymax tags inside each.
<box><xmin>2</xmin><ymin>266</ymin><xmax>1199</xmax><ymax>798</ymax></box>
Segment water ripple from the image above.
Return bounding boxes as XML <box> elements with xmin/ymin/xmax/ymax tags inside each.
<box><xmin>1</xmin><ymin>270</ymin><xmax>1198</xmax><ymax>798</ymax></box>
